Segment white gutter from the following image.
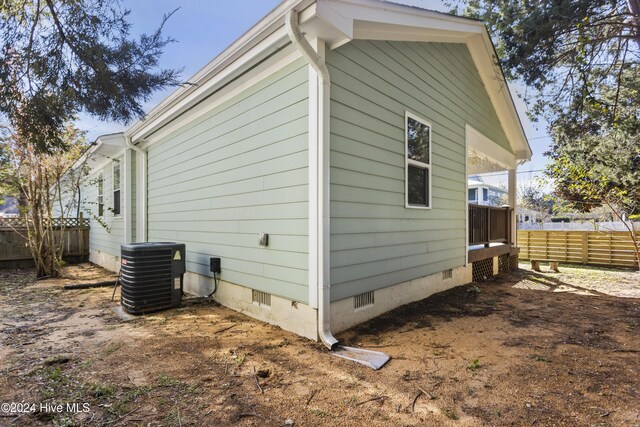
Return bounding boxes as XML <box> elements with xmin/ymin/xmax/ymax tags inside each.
<box><xmin>285</xmin><ymin>9</ymin><xmax>337</xmax><ymax>350</ymax></box>
<box><xmin>124</xmin><ymin>137</ymin><xmax>147</xmax><ymax>242</ymax></box>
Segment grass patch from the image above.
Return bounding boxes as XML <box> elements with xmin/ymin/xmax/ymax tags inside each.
<box><xmin>186</xmin><ymin>383</ymin><xmax>201</xmax><ymax>394</ymax></box>
<box><xmin>44</xmin><ymin>366</ymin><xmax>64</xmax><ymax>382</ymax></box>
<box><xmin>105</xmin><ymin>385</ymin><xmax>152</xmax><ymax>419</ymax></box>
<box><xmin>164</xmin><ymin>409</ymin><xmax>183</xmax><ymax>426</ymax></box>
<box><xmin>467</xmin><ymin>359</ymin><xmax>481</xmax><ymax>371</ymax></box>
<box><xmin>102</xmin><ymin>341</ymin><xmax>123</xmax><ymax>356</ymax></box>
<box><xmin>309</xmin><ymin>408</ymin><xmax>330</xmax><ymax>418</ymax></box>
<box><xmin>43</xmin><ymin>355</ymin><xmax>71</xmax><ymax>365</ymax></box>
<box><xmin>529</xmin><ymin>354</ymin><xmax>551</xmax><ymax>363</ymax></box>
<box><xmin>88</xmin><ymin>382</ymin><xmax>115</xmax><ymax>398</ymax></box>
<box><xmin>443</xmin><ymin>408</ymin><xmax>459</xmax><ymax>420</ymax></box>
<box><xmin>466</xmin><ymin>285</ymin><xmax>481</xmax><ymax>295</ymax></box>
<box><xmin>157</xmin><ymin>373</ymin><xmax>182</xmax><ymax>387</ymax></box>
<box><xmin>231</xmin><ymin>352</ymin><xmax>246</xmax><ymax>366</ymax></box>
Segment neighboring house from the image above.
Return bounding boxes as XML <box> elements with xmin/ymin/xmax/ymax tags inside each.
<box><xmin>468</xmin><ymin>175</ymin><xmax>507</xmax><ymax>206</ymax></box>
<box><xmin>0</xmin><ymin>196</ymin><xmax>19</xmax><ymax>218</ymax></box>
<box><xmin>68</xmin><ymin>0</ymin><xmax>532</xmax><ymax>345</ymax></box>
<box><xmin>516</xmin><ymin>207</ymin><xmax>540</xmax><ymax>225</ymax></box>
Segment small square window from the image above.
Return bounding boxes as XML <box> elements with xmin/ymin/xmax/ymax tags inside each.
<box><xmin>405</xmin><ymin>112</ymin><xmax>432</xmax><ymax>208</ymax></box>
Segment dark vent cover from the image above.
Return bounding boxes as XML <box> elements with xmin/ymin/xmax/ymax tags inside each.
<box><xmin>120</xmin><ymin>242</ymin><xmax>186</xmax><ymax>314</ymax></box>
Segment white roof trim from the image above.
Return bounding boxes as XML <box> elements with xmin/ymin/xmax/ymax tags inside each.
<box><xmin>122</xmin><ymin>0</ymin><xmax>531</xmax><ymax>162</ymax></box>
<box><xmin>124</xmin><ymin>0</ymin><xmax>315</xmax><ymax>142</ymax></box>
<box><xmin>71</xmin><ymin>133</ymin><xmax>126</xmax><ymax>172</ymax></box>
<box><xmin>466</xmin><ymin>32</ymin><xmax>531</xmax><ymax>161</ymax></box>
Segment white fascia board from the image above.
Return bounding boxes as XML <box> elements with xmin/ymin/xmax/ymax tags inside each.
<box><xmin>354</xmin><ymin>23</ymin><xmax>473</xmax><ymax>43</ymax></box>
<box><xmin>70</xmin><ymin>132</ymin><xmax>125</xmax><ymax>171</ymax></box>
<box><xmin>96</xmin><ymin>133</ymin><xmax>126</xmax><ymax>147</ymax></box>
<box><xmin>466</xmin><ymin>124</ymin><xmax>516</xmax><ymax>170</ymax></box>
<box><xmin>327</xmin><ymin>0</ymin><xmax>484</xmax><ymax>33</ymax></box>
<box><xmin>71</xmin><ymin>141</ymin><xmax>102</xmax><ymax>171</ymax></box>
<box><xmin>466</xmin><ymin>33</ymin><xmax>532</xmax><ymax>162</ymax></box>
<box><xmin>125</xmin><ymin>0</ymin><xmax>316</xmax><ymax>143</ymax></box>
<box><xmin>128</xmin><ymin>27</ymin><xmax>290</xmax><ymax>142</ymax></box>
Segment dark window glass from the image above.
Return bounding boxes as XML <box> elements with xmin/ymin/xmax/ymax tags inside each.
<box><xmin>483</xmin><ymin>188</ymin><xmax>488</xmax><ymax>201</ymax></box>
<box><xmin>113</xmin><ymin>190</ymin><xmax>120</xmax><ymax>215</ymax></box>
<box><xmin>113</xmin><ymin>162</ymin><xmax>121</xmax><ymax>216</ymax></box>
<box><xmin>468</xmin><ymin>188</ymin><xmax>477</xmax><ymax>201</ymax></box>
<box><xmin>408</xmin><ymin>165</ymin><xmax>428</xmax><ymax>206</ymax></box>
<box><xmin>97</xmin><ymin>174</ymin><xmax>104</xmax><ymax>217</ymax></box>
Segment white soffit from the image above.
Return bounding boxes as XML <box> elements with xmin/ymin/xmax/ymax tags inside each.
<box><xmin>72</xmin><ymin>133</ymin><xmax>125</xmax><ymax>171</ymax></box>
<box><xmin>466</xmin><ymin>124</ymin><xmax>516</xmax><ymax>170</ymax></box>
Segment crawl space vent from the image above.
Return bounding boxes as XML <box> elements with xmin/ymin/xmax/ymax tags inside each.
<box><xmin>354</xmin><ymin>291</ymin><xmax>374</xmax><ymax>309</ymax></box>
<box><xmin>252</xmin><ymin>290</ymin><xmax>271</xmax><ymax>307</ymax></box>
<box><xmin>442</xmin><ymin>269</ymin><xmax>453</xmax><ymax>280</ymax></box>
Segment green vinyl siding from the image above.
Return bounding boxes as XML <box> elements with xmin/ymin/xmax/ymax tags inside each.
<box><xmin>146</xmin><ymin>59</ymin><xmax>309</xmax><ymax>303</ymax></box>
<box><xmin>327</xmin><ymin>40</ymin><xmax>509</xmax><ymax>300</ymax></box>
<box><xmin>82</xmin><ymin>159</ymin><xmax>125</xmax><ymax>257</ymax></box>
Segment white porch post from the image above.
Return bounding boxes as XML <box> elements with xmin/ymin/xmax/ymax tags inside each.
<box><xmin>508</xmin><ymin>167</ymin><xmax>517</xmax><ymax>246</ymax></box>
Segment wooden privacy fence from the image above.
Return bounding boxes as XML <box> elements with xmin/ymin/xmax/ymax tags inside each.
<box><xmin>0</xmin><ymin>217</ymin><xmax>90</xmax><ymax>268</ymax></box>
<box><xmin>518</xmin><ymin>230</ymin><xmax>639</xmax><ymax>269</ymax></box>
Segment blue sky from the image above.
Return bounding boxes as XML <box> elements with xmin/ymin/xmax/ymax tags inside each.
<box><xmin>78</xmin><ymin>0</ymin><xmax>550</xmax><ymax>185</ymax></box>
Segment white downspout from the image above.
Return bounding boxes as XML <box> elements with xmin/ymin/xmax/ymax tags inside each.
<box><xmin>285</xmin><ymin>9</ymin><xmax>338</xmax><ymax>350</ymax></box>
<box><xmin>125</xmin><ymin>137</ymin><xmax>147</xmax><ymax>242</ymax></box>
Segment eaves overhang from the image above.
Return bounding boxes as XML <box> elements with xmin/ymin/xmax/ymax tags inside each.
<box><xmin>123</xmin><ymin>0</ymin><xmax>531</xmax><ymax>162</ymax></box>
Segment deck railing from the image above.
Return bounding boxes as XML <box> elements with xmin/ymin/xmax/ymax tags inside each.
<box><xmin>468</xmin><ymin>204</ymin><xmax>511</xmax><ymax>246</ymax></box>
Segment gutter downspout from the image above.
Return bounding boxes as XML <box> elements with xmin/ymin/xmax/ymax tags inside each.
<box><xmin>125</xmin><ymin>137</ymin><xmax>147</xmax><ymax>242</ymax></box>
<box><xmin>285</xmin><ymin>9</ymin><xmax>337</xmax><ymax>350</ymax></box>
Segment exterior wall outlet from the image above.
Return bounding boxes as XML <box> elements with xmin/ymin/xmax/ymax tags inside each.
<box><xmin>258</xmin><ymin>233</ymin><xmax>269</xmax><ymax>246</ymax></box>
<box><xmin>210</xmin><ymin>257</ymin><xmax>221</xmax><ymax>274</ymax></box>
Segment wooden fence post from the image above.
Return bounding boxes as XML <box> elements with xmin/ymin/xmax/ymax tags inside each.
<box><xmin>581</xmin><ymin>233</ymin><xmax>589</xmax><ymax>265</ymax></box>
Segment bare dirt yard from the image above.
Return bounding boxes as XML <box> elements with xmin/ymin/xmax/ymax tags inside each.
<box><xmin>1</xmin><ymin>262</ymin><xmax>639</xmax><ymax>426</ymax></box>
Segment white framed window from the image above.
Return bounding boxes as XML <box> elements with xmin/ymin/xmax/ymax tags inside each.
<box><xmin>97</xmin><ymin>172</ymin><xmax>104</xmax><ymax>217</ymax></box>
<box><xmin>405</xmin><ymin>112</ymin><xmax>432</xmax><ymax>209</ymax></box>
<box><xmin>112</xmin><ymin>160</ymin><xmax>121</xmax><ymax>216</ymax></box>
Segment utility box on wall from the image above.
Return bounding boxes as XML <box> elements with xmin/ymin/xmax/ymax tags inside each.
<box><xmin>120</xmin><ymin>242</ymin><xmax>186</xmax><ymax>314</ymax></box>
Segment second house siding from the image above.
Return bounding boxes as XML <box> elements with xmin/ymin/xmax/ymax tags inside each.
<box><xmin>327</xmin><ymin>40</ymin><xmax>510</xmax><ymax>301</ymax></box>
<box><xmin>146</xmin><ymin>59</ymin><xmax>310</xmax><ymax>303</ymax></box>
<box><xmin>83</xmin><ymin>158</ymin><xmax>124</xmax><ymax>258</ymax></box>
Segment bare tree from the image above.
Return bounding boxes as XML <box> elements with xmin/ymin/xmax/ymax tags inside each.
<box><xmin>1</xmin><ymin>124</ymin><xmax>88</xmax><ymax>278</ymax></box>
